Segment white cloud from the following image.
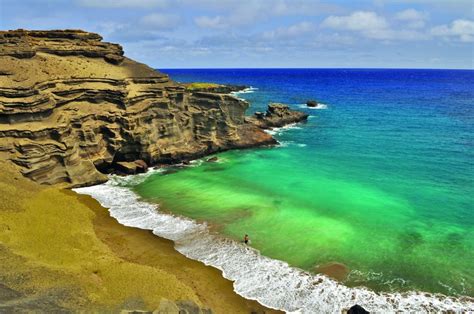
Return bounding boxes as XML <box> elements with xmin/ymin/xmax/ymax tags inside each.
<box><xmin>263</xmin><ymin>22</ymin><xmax>315</xmax><ymax>39</ymax></box>
<box><xmin>140</xmin><ymin>13</ymin><xmax>180</xmax><ymax>30</ymax></box>
<box><xmin>321</xmin><ymin>10</ymin><xmax>430</xmax><ymax>41</ymax></box>
<box><xmin>431</xmin><ymin>19</ymin><xmax>474</xmax><ymax>42</ymax></box>
<box><xmin>194</xmin><ymin>16</ymin><xmax>226</xmax><ymax>29</ymax></box>
<box><xmin>322</xmin><ymin>11</ymin><xmax>389</xmax><ymax>32</ymax></box>
<box><xmin>395</xmin><ymin>9</ymin><xmax>429</xmax><ymax>29</ymax></box>
<box><xmin>78</xmin><ymin>0</ymin><xmax>168</xmax><ymax>8</ymax></box>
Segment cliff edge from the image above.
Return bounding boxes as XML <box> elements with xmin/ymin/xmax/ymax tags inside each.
<box><xmin>0</xmin><ymin>29</ymin><xmax>280</xmax><ymax>187</ymax></box>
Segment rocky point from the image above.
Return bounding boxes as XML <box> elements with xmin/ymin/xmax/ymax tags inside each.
<box><xmin>0</xmin><ymin>29</ymin><xmax>307</xmax><ymax>187</ymax></box>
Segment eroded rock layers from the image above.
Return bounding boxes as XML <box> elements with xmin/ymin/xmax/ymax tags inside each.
<box><xmin>0</xmin><ymin>30</ymin><xmax>275</xmax><ymax>187</ymax></box>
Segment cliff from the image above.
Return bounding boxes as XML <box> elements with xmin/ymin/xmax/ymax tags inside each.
<box><xmin>0</xmin><ymin>29</ymin><xmax>281</xmax><ymax>187</ymax></box>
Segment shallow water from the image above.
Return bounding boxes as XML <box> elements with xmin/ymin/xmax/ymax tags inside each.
<box><xmin>122</xmin><ymin>69</ymin><xmax>473</xmax><ymax>299</ymax></box>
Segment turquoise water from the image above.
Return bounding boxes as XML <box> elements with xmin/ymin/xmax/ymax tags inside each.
<box><xmin>133</xmin><ymin>69</ymin><xmax>473</xmax><ymax>296</ymax></box>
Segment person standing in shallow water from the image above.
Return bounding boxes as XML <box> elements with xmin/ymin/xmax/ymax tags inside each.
<box><xmin>244</xmin><ymin>234</ymin><xmax>249</xmax><ymax>245</ymax></box>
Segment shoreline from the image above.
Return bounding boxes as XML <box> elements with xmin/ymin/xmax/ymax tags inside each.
<box><xmin>0</xmin><ymin>161</ymin><xmax>278</xmax><ymax>313</ymax></box>
<box><xmin>76</xmin><ymin>190</ymin><xmax>279</xmax><ymax>313</ymax></box>
<box><xmin>74</xmin><ymin>168</ymin><xmax>474</xmax><ymax>313</ymax></box>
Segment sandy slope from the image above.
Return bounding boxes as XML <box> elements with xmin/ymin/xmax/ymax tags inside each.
<box><xmin>0</xmin><ymin>161</ymin><xmax>278</xmax><ymax>313</ymax></box>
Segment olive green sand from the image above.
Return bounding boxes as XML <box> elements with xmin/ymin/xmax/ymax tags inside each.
<box><xmin>0</xmin><ymin>161</ymin><xmax>278</xmax><ymax>313</ymax></box>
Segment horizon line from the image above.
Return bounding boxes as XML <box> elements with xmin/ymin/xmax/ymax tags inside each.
<box><xmin>156</xmin><ymin>67</ymin><xmax>474</xmax><ymax>71</ymax></box>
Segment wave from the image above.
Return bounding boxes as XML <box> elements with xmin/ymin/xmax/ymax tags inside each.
<box><xmin>264</xmin><ymin>123</ymin><xmax>302</xmax><ymax>136</ymax></box>
<box><xmin>231</xmin><ymin>86</ymin><xmax>258</xmax><ymax>95</ymax></box>
<box><xmin>74</xmin><ymin>178</ymin><xmax>474</xmax><ymax>313</ymax></box>
<box><xmin>298</xmin><ymin>103</ymin><xmax>328</xmax><ymax>110</ymax></box>
<box><xmin>275</xmin><ymin>141</ymin><xmax>307</xmax><ymax>148</ymax></box>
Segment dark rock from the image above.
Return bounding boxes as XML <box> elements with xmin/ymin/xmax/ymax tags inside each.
<box><xmin>247</xmin><ymin>103</ymin><xmax>309</xmax><ymax>129</ymax></box>
<box><xmin>206</xmin><ymin>157</ymin><xmax>219</xmax><ymax>162</ymax></box>
<box><xmin>134</xmin><ymin>160</ymin><xmax>148</xmax><ymax>172</ymax></box>
<box><xmin>347</xmin><ymin>304</ymin><xmax>369</xmax><ymax>314</ymax></box>
<box><xmin>254</xmin><ymin>111</ymin><xmax>265</xmax><ymax>119</ymax></box>
<box><xmin>306</xmin><ymin>100</ymin><xmax>318</xmax><ymax>107</ymax></box>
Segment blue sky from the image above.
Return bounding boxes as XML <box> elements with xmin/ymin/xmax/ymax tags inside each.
<box><xmin>1</xmin><ymin>0</ymin><xmax>473</xmax><ymax>69</ymax></box>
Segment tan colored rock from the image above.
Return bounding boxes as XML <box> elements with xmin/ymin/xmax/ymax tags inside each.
<box><xmin>0</xmin><ymin>30</ymin><xmax>276</xmax><ymax>187</ymax></box>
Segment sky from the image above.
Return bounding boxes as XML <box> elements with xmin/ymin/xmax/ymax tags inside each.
<box><xmin>1</xmin><ymin>0</ymin><xmax>473</xmax><ymax>69</ymax></box>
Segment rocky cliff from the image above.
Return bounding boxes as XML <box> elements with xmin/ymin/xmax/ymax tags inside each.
<box><xmin>0</xmin><ymin>29</ymin><xmax>282</xmax><ymax>187</ymax></box>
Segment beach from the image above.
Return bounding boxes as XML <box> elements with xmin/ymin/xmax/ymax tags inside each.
<box><xmin>0</xmin><ymin>161</ymin><xmax>278</xmax><ymax>313</ymax></box>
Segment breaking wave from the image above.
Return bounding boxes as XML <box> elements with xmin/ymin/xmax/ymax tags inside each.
<box><xmin>298</xmin><ymin>103</ymin><xmax>328</xmax><ymax>110</ymax></box>
<box><xmin>74</xmin><ymin>178</ymin><xmax>474</xmax><ymax>313</ymax></box>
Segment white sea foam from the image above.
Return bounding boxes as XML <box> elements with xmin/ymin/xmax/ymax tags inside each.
<box><xmin>298</xmin><ymin>103</ymin><xmax>328</xmax><ymax>110</ymax></box>
<box><xmin>264</xmin><ymin>123</ymin><xmax>302</xmax><ymax>136</ymax></box>
<box><xmin>231</xmin><ymin>86</ymin><xmax>258</xmax><ymax>95</ymax></box>
<box><xmin>74</xmin><ymin>178</ymin><xmax>474</xmax><ymax>313</ymax></box>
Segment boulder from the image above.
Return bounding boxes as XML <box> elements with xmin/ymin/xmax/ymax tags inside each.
<box><xmin>134</xmin><ymin>160</ymin><xmax>148</xmax><ymax>172</ymax></box>
<box><xmin>347</xmin><ymin>304</ymin><xmax>369</xmax><ymax>314</ymax></box>
<box><xmin>306</xmin><ymin>100</ymin><xmax>318</xmax><ymax>107</ymax></box>
<box><xmin>115</xmin><ymin>161</ymin><xmax>139</xmax><ymax>175</ymax></box>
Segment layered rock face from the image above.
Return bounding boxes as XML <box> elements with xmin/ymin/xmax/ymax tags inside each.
<box><xmin>0</xmin><ymin>30</ymin><xmax>275</xmax><ymax>187</ymax></box>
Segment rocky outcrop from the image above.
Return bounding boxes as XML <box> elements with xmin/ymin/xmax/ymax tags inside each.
<box><xmin>306</xmin><ymin>100</ymin><xmax>319</xmax><ymax>107</ymax></box>
<box><xmin>0</xmin><ymin>29</ymin><xmax>124</xmax><ymax>64</ymax></box>
<box><xmin>185</xmin><ymin>83</ymin><xmax>248</xmax><ymax>94</ymax></box>
<box><xmin>247</xmin><ymin>103</ymin><xmax>309</xmax><ymax>129</ymax></box>
<box><xmin>0</xmin><ymin>30</ymin><xmax>277</xmax><ymax>187</ymax></box>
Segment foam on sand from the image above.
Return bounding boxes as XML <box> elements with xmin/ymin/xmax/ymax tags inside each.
<box><xmin>74</xmin><ymin>176</ymin><xmax>474</xmax><ymax>313</ymax></box>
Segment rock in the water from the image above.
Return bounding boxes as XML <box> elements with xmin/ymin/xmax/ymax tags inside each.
<box><xmin>306</xmin><ymin>100</ymin><xmax>318</xmax><ymax>107</ymax></box>
<box><xmin>247</xmin><ymin>103</ymin><xmax>309</xmax><ymax>129</ymax></box>
<box><xmin>134</xmin><ymin>160</ymin><xmax>148</xmax><ymax>172</ymax></box>
<box><xmin>347</xmin><ymin>304</ymin><xmax>369</xmax><ymax>314</ymax></box>
<box><xmin>206</xmin><ymin>156</ymin><xmax>219</xmax><ymax>162</ymax></box>
<box><xmin>0</xmin><ymin>29</ymin><xmax>277</xmax><ymax>187</ymax></box>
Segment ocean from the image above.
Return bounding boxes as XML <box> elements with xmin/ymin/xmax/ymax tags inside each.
<box><xmin>76</xmin><ymin>69</ymin><xmax>474</xmax><ymax>312</ymax></box>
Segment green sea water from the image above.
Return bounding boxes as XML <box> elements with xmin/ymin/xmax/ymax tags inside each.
<box><xmin>133</xmin><ymin>69</ymin><xmax>473</xmax><ymax>297</ymax></box>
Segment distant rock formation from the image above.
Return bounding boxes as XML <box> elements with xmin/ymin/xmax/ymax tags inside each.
<box><xmin>184</xmin><ymin>83</ymin><xmax>248</xmax><ymax>94</ymax></box>
<box><xmin>306</xmin><ymin>100</ymin><xmax>319</xmax><ymax>107</ymax></box>
<box><xmin>0</xmin><ymin>30</ymin><xmax>280</xmax><ymax>187</ymax></box>
<box><xmin>247</xmin><ymin>103</ymin><xmax>309</xmax><ymax>129</ymax></box>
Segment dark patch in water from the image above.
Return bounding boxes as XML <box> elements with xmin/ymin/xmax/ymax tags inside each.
<box><xmin>399</xmin><ymin>231</ymin><xmax>424</xmax><ymax>251</ymax></box>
